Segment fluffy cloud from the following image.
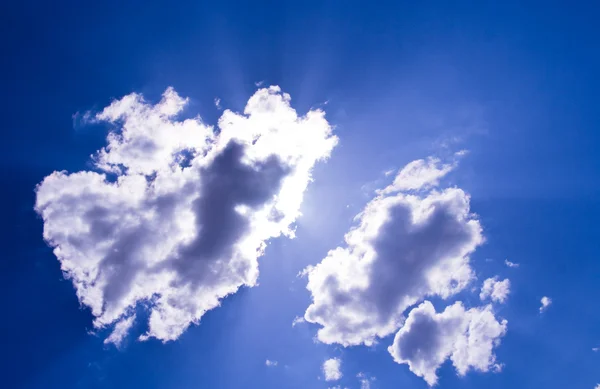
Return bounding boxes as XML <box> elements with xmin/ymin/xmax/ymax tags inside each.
<box><xmin>265</xmin><ymin>359</ymin><xmax>278</xmax><ymax>367</ymax></box>
<box><xmin>303</xmin><ymin>156</ymin><xmax>483</xmax><ymax>346</ymax></box>
<box><xmin>540</xmin><ymin>296</ymin><xmax>552</xmax><ymax>313</ymax></box>
<box><xmin>504</xmin><ymin>259</ymin><xmax>519</xmax><ymax>268</ymax></box>
<box><xmin>480</xmin><ymin>277</ymin><xmax>510</xmax><ymax>303</ymax></box>
<box><xmin>35</xmin><ymin>86</ymin><xmax>337</xmax><ymax>343</ymax></box>
<box><xmin>323</xmin><ymin>358</ymin><xmax>342</xmax><ymax>381</ymax></box>
<box><xmin>303</xmin><ymin>154</ymin><xmax>509</xmax><ymax>383</ymax></box>
<box><xmin>388</xmin><ymin>301</ymin><xmax>507</xmax><ymax>386</ymax></box>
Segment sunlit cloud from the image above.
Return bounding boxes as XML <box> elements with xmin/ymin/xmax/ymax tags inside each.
<box><xmin>35</xmin><ymin>86</ymin><xmax>337</xmax><ymax>344</ymax></box>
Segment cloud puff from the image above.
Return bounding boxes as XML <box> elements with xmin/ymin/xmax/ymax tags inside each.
<box><xmin>35</xmin><ymin>86</ymin><xmax>337</xmax><ymax>343</ymax></box>
<box><xmin>265</xmin><ymin>359</ymin><xmax>278</xmax><ymax>367</ymax></box>
<box><xmin>504</xmin><ymin>259</ymin><xmax>519</xmax><ymax>268</ymax></box>
<box><xmin>388</xmin><ymin>301</ymin><xmax>507</xmax><ymax>386</ymax></box>
<box><xmin>356</xmin><ymin>372</ymin><xmax>375</xmax><ymax>389</ymax></box>
<box><xmin>303</xmin><ymin>156</ymin><xmax>483</xmax><ymax>346</ymax></box>
<box><xmin>323</xmin><ymin>358</ymin><xmax>342</xmax><ymax>381</ymax></box>
<box><xmin>540</xmin><ymin>296</ymin><xmax>552</xmax><ymax>313</ymax></box>
<box><xmin>480</xmin><ymin>277</ymin><xmax>510</xmax><ymax>303</ymax></box>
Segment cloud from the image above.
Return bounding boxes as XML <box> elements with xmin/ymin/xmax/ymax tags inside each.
<box><xmin>504</xmin><ymin>259</ymin><xmax>519</xmax><ymax>268</ymax></box>
<box><xmin>103</xmin><ymin>314</ymin><xmax>136</xmax><ymax>347</ymax></box>
<box><xmin>388</xmin><ymin>301</ymin><xmax>507</xmax><ymax>386</ymax></box>
<box><xmin>382</xmin><ymin>157</ymin><xmax>456</xmax><ymax>193</ymax></box>
<box><xmin>323</xmin><ymin>358</ymin><xmax>342</xmax><ymax>381</ymax></box>
<box><xmin>540</xmin><ymin>296</ymin><xmax>552</xmax><ymax>313</ymax></box>
<box><xmin>265</xmin><ymin>359</ymin><xmax>278</xmax><ymax>367</ymax></box>
<box><xmin>303</xmin><ymin>156</ymin><xmax>483</xmax><ymax>346</ymax></box>
<box><xmin>35</xmin><ymin>86</ymin><xmax>337</xmax><ymax>344</ymax></box>
<box><xmin>292</xmin><ymin>316</ymin><xmax>305</xmax><ymax>327</ymax></box>
<box><xmin>357</xmin><ymin>372</ymin><xmax>375</xmax><ymax>389</ymax></box>
<box><xmin>480</xmin><ymin>277</ymin><xmax>510</xmax><ymax>303</ymax></box>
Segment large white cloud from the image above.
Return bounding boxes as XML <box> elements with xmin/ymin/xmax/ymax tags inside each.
<box><xmin>303</xmin><ymin>156</ymin><xmax>483</xmax><ymax>346</ymax></box>
<box><xmin>388</xmin><ymin>301</ymin><xmax>507</xmax><ymax>386</ymax></box>
<box><xmin>35</xmin><ymin>86</ymin><xmax>337</xmax><ymax>343</ymax></box>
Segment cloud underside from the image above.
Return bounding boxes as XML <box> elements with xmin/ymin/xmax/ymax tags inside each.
<box><xmin>35</xmin><ymin>86</ymin><xmax>337</xmax><ymax>343</ymax></box>
<box><xmin>303</xmin><ymin>156</ymin><xmax>508</xmax><ymax>384</ymax></box>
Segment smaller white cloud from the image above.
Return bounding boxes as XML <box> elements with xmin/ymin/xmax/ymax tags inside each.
<box><xmin>540</xmin><ymin>296</ymin><xmax>552</xmax><ymax>313</ymax></box>
<box><xmin>383</xmin><ymin>157</ymin><xmax>455</xmax><ymax>193</ymax></box>
<box><xmin>357</xmin><ymin>372</ymin><xmax>375</xmax><ymax>389</ymax></box>
<box><xmin>214</xmin><ymin>97</ymin><xmax>221</xmax><ymax>109</ymax></box>
<box><xmin>595</xmin><ymin>385</ymin><xmax>600</xmax><ymax>389</ymax></box>
<box><xmin>265</xmin><ymin>359</ymin><xmax>278</xmax><ymax>367</ymax></box>
<box><xmin>323</xmin><ymin>358</ymin><xmax>342</xmax><ymax>381</ymax></box>
<box><xmin>388</xmin><ymin>301</ymin><xmax>507</xmax><ymax>386</ymax></box>
<box><xmin>104</xmin><ymin>314</ymin><xmax>136</xmax><ymax>347</ymax></box>
<box><xmin>504</xmin><ymin>259</ymin><xmax>519</xmax><ymax>268</ymax></box>
<box><xmin>480</xmin><ymin>277</ymin><xmax>510</xmax><ymax>303</ymax></box>
<box><xmin>592</xmin><ymin>347</ymin><xmax>599</xmax><ymax>352</ymax></box>
<box><xmin>292</xmin><ymin>316</ymin><xmax>305</xmax><ymax>327</ymax></box>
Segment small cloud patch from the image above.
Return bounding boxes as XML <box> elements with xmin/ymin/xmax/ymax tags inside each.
<box><xmin>323</xmin><ymin>358</ymin><xmax>342</xmax><ymax>381</ymax></box>
<box><xmin>540</xmin><ymin>296</ymin><xmax>552</xmax><ymax>313</ymax></box>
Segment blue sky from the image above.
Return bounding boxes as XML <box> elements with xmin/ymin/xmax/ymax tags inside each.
<box><xmin>2</xmin><ymin>1</ymin><xmax>600</xmax><ymax>388</ymax></box>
